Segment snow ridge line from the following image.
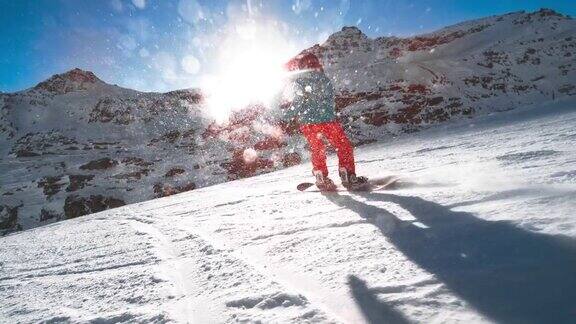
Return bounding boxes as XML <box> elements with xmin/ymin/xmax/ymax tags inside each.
<box><xmin>251</xmin><ymin>219</ymin><xmax>369</xmax><ymax>241</ymax></box>
<box><xmin>127</xmin><ymin>214</ymin><xmax>200</xmax><ymax>324</ymax></box>
<box><xmin>2</xmin><ymin>260</ymin><xmax>149</xmax><ymax>280</ymax></box>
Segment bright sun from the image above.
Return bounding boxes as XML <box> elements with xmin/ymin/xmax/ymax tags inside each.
<box><xmin>201</xmin><ymin>19</ymin><xmax>298</xmax><ymax>123</ymax></box>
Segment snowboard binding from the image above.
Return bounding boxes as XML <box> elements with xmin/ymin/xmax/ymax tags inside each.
<box><xmin>313</xmin><ymin>170</ymin><xmax>337</xmax><ymax>191</ymax></box>
<box><xmin>339</xmin><ymin>168</ymin><xmax>368</xmax><ymax>191</ymax></box>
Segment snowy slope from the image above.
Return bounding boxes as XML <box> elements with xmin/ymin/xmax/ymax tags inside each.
<box><xmin>2</xmin><ymin>101</ymin><xmax>575</xmax><ymax>323</ymax></box>
<box><xmin>1</xmin><ymin>9</ymin><xmax>575</xmax><ymax>235</ymax></box>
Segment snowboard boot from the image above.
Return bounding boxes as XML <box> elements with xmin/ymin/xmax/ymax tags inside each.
<box><xmin>314</xmin><ymin>170</ymin><xmax>337</xmax><ymax>191</ymax></box>
<box><xmin>339</xmin><ymin>168</ymin><xmax>368</xmax><ymax>190</ymax></box>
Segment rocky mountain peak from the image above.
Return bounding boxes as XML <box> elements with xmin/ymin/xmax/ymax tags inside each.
<box><xmin>534</xmin><ymin>8</ymin><xmax>567</xmax><ymax>18</ymax></box>
<box><xmin>326</xmin><ymin>26</ymin><xmax>368</xmax><ymax>44</ymax></box>
<box><xmin>60</xmin><ymin>68</ymin><xmax>101</xmax><ymax>83</ymax></box>
<box><xmin>34</xmin><ymin>68</ymin><xmax>103</xmax><ymax>94</ymax></box>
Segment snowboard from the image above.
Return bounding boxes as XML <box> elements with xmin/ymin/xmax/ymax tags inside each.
<box><xmin>297</xmin><ymin>175</ymin><xmax>399</xmax><ymax>192</ymax></box>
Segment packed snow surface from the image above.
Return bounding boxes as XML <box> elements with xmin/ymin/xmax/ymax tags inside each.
<box><xmin>1</xmin><ymin>102</ymin><xmax>576</xmax><ymax>323</ymax></box>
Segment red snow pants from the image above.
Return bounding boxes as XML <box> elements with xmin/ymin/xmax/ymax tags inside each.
<box><xmin>300</xmin><ymin>121</ymin><xmax>355</xmax><ymax>176</ymax></box>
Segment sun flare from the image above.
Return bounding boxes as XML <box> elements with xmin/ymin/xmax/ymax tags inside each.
<box><xmin>201</xmin><ymin>19</ymin><xmax>298</xmax><ymax>123</ymax></box>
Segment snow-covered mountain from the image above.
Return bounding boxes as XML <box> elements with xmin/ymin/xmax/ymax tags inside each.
<box><xmin>305</xmin><ymin>9</ymin><xmax>575</xmax><ymax>142</ymax></box>
<box><xmin>2</xmin><ymin>101</ymin><xmax>575</xmax><ymax>323</ymax></box>
<box><xmin>0</xmin><ymin>70</ymin><xmax>306</xmax><ymax>234</ymax></box>
<box><xmin>1</xmin><ymin>8</ymin><xmax>575</xmax><ymax>234</ymax></box>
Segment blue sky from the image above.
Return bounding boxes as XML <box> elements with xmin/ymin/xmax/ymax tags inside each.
<box><xmin>0</xmin><ymin>0</ymin><xmax>574</xmax><ymax>93</ymax></box>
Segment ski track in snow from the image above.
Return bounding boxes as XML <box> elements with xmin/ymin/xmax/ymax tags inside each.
<box><xmin>2</xmin><ymin>104</ymin><xmax>576</xmax><ymax>323</ymax></box>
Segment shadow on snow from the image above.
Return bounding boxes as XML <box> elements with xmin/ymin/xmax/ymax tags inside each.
<box><xmin>324</xmin><ymin>192</ymin><xmax>576</xmax><ymax>324</ymax></box>
<box><xmin>347</xmin><ymin>274</ymin><xmax>413</xmax><ymax>324</ymax></box>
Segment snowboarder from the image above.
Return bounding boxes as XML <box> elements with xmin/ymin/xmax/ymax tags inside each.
<box><xmin>274</xmin><ymin>52</ymin><xmax>367</xmax><ymax>191</ymax></box>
